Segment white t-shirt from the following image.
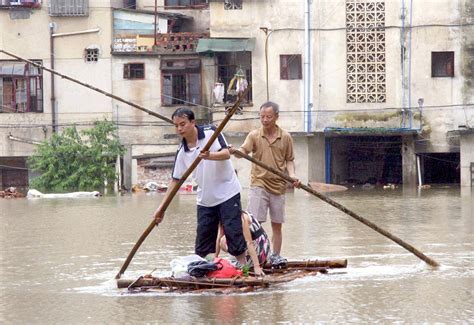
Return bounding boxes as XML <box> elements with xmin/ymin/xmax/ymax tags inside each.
<box><xmin>172</xmin><ymin>125</ymin><xmax>241</xmax><ymax>207</ymax></box>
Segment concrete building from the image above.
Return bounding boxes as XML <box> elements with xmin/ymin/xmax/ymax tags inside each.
<box><xmin>0</xmin><ymin>0</ymin><xmax>473</xmax><ymax>191</ymax></box>
<box><xmin>0</xmin><ymin>0</ymin><xmax>117</xmax><ymax>189</ymax></box>
<box><xmin>207</xmin><ymin>0</ymin><xmax>474</xmax><ymax>188</ymax></box>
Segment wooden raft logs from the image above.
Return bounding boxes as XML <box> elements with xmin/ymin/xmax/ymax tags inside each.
<box><xmin>117</xmin><ymin>259</ymin><xmax>348</xmax><ymax>290</ymax></box>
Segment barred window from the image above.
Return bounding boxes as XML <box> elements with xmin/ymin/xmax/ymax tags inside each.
<box><xmin>161</xmin><ymin>59</ymin><xmax>201</xmax><ymax>105</ymax></box>
<box><xmin>0</xmin><ymin>60</ymin><xmax>43</xmax><ymax>113</ymax></box>
<box><xmin>431</xmin><ymin>52</ymin><xmax>454</xmax><ymax>77</ymax></box>
<box><xmin>280</xmin><ymin>55</ymin><xmax>302</xmax><ymax>80</ymax></box>
<box><xmin>164</xmin><ymin>0</ymin><xmax>207</xmax><ymax>7</ymax></box>
<box><xmin>124</xmin><ymin>63</ymin><xmax>145</xmax><ymax>79</ymax></box>
<box><xmin>346</xmin><ymin>0</ymin><xmax>386</xmax><ymax>103</ymax></box>
<box><xmin>49</xmin><ymin>0</ymin><xmax>88</xmax><ymax>16</ymax></box>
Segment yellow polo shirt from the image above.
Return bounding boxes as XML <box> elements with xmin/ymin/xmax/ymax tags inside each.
<box><xmin>241</xmin><ymin>125</ymin><xmax>295</xmax><ymax>195</ymax></box>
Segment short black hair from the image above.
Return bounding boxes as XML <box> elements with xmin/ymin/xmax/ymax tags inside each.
<box><xmin>172</xmin><ymin>107</ymin><xmax>195</xmax><ymax>121</ymax></box>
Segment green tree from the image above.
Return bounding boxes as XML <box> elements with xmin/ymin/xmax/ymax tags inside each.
<box><xmin>28</xmin><ymin>120</ymin><xmax>125</xmax><ymax>192</ymax></box>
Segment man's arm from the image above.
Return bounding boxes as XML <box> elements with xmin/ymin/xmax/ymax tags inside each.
<box><xmin>199</xmin><ymin>148</ymin><xmax>231</xmax><ymax>160</ymax></box>
<box><xmin>228</xmin><ymin>145</ymin><xmax>249</xmax><ymax>158</ymax></box>
<box><xmin>153</xmin><ymin>178</ymin><xmax>179</xmax><ymax>224</ymax></box>
<box><xmin>286</xmin><ymin>160</ymin><xmax>301</xmax><ymax>188</ymax></box>
<box><xmin>229</xmin><ymin>132</ymin><xmax>253</xmax><ymax>158</ymax></box>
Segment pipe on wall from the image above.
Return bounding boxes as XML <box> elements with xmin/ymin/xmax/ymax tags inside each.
<box><xmin>49</xmin><ymin>23</ymin><xmax>56</xmax><ymax>133</ymax></box>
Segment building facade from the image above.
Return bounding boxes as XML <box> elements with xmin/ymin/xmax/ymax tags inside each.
<box><xmin>0</xmin><ymin>0</ymin><xmax>473</xmax><ymax>190</ymax></box>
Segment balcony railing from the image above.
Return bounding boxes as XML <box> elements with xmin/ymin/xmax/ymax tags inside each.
<box><xmin>112</xmin><ymin>32</ymin><xmax>209</xmax><ymax>54</ymax></box>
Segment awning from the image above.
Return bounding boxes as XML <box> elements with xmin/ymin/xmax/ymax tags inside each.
<box><xmin>196</xmin><ymin>38</ymin><xmax>255</xmax><ymax>53</ymax></box>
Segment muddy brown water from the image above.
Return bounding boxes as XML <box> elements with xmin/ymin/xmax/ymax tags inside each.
<box><xmin>1</xmin><ymin>187</ymin><xmax>472</xmax><ymax>323</ymax></box>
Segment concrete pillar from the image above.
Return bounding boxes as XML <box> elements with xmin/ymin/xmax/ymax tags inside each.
<box><xmin>460</xmin><ymin>133</ymin><xmax>474</xmax><ymax>187</ymax></box>
<box><xmin>123</xmin><ymin>145</ymin><xmax>133</xmax><ymax>190</ymax></box>
<box><xmin>308</xmin><ymin>133</ymin><xmax>326</xmax><ymax>182</ymax></box>
<box><xmin>402</xmin><ymin>135</ymin><xmax>417</xmax><ymax>186</ymax></box>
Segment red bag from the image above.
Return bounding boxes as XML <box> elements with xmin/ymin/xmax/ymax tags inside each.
<box><xmin>207</xmin><ymin>257</ymin><xmax>243</xmax><ymax>278</ymax></box>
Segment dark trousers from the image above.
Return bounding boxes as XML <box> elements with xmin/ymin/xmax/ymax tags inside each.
<box><xmin>195</xmin><ymin>193</ymin><xmax>246</xmax><ymax>257</ymax></box>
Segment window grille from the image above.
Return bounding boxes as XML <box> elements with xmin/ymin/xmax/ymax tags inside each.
<box><xmin>49</xmin><ymin>0</ymin><xmax>88</xmax><ymax>16</ymax></box>
<box><xmin>346</xmin><ymin>0</ymin><xmax>386</xmax><ymax>103</ymax></box>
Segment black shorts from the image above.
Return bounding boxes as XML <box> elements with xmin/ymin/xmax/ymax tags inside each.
<box><xmin>195</xmin><ymin>193</ymin><xmax>246</xmax><ymax>257</ymax></box>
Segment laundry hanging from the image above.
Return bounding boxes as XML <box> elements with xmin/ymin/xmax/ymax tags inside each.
<box><xmin>213</xmin><ymin>82</ymin><xmax>225</xmax><ymax>103</ymax></box>
<box><xmin>227</xmin><ymin>68</ymin><xmax>248</xmax><ymax>96</ymax></box>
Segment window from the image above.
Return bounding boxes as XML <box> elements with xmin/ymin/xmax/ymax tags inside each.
<box><xmin>280</xmin><ymin>55</ymin><xmax>302</xmax><ymax>80</ymax></box>
<box><xmin>432</xmin><ymin>52</ymin><xmax>454</xmax><ymax>77</ymax></box>
<box><xmin>161</xmin><ymin>59</ymin><xmax>201</xmax><ymax>105</ymax></box>
<box><xmin>85</xmin><ymin>48</ymin><xmax>99</xmax><ymax>62</ymax></box>
<box><xmin>124</xmin><ymin>63</ymin><xmax>145</xmax><ymax>79</ymax></box>
<box><xmin>224</xmin><ymin>0</ymin><xmax>242</xmax><ymax>10</ymax></box>
<box><xmin>0</xmin><ymin>60</ymin><xmax>43</xmax><ymax>113</ymax></box>
<box><xmin>49</xmin><ymin>0</ymin><xmax>89</xmax><ymax>16</ymax></box>
<box><xmin>164</xmin><ymin>0</ymin><xmax>207</xmax><ymax>8</ymax></box>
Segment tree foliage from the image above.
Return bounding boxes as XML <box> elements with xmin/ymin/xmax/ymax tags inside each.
<box><xmin>28</xmin><ymin>121</ymin><xmax>125</xmax><ymax>192</ymax></box>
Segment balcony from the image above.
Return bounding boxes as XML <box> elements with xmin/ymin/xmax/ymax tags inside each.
<box><xmin>112</xmin><ymin>32</ymin><xmax>209</xmax><ymax>54</ymax></box>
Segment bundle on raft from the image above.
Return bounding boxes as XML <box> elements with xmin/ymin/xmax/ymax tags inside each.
<box><xmin>117</xmin><ymin>259</ymin><xmax>347</xmax><ymax>293</ymax></box>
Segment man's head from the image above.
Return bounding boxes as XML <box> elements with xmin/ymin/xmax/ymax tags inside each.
<box><xmin>259</xmin><ymin>101</ymin><xmax>279</xmax><ymax>130</ymax></box>
<box><xmin>172</xmin><ymin>107</ymin><xmax>196</xmax><ymax>139</ymax></box>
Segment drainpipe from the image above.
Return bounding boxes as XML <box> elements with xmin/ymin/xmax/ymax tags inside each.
<box><xmin>401</xmin><ymin>0</ymin><xmax>406</xmax><ymax>127</ymax></box>
<box><xmin>153</xmin><ymin>0</ymin><xmax>158</xmax><ymax>51</ymax></box>
<box><xmin>304</xmin><ymin>0</ymin><xmax>312</xmax><ymax>132</ymax></box>
<box><xmin>48</xmin><ymin>26</ymin><xmax>101</xmax><ymax>133</ymax></box>
<box><xmin>408</xmin><ymin>0</ymin><xmax>413</xmax><ymax>125</ymax></box>
<box><xmin>325</xmin><ymin>138</ymin><xmax>331</xmax><ymax>183</ymax></box>
<box><xmin>416</xmin><ymin>155</ymin><xmax>422</xmax><ymax>186</ymax></box>
<box><xmin>49</xmin><ymin>22</ymin><xmax>56</xmax><ymax>133</ymax></box>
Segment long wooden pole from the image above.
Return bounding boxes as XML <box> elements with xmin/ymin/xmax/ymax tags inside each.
<box><xmin>0</xmin><ymin>49</ymin><xmax>173</xmax><ymax>124</ymax></box>
<box><xmin>232</xmin><ymin>150</ymin><xmax>440</xmax><ymax>267</ymax></box>
<box><xmin>115</xmin><ymin>87</ymin><xmax>250</xmax><ymax>279</ymax></box>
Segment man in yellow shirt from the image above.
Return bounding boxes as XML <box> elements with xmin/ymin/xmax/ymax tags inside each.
<box><xmin>230</xmin><ymin>101</ymin><xmax>300</xmax><ymax>262</ymax></box>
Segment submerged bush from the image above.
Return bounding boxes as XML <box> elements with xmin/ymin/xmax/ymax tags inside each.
<box><xmin>28</xmin><ymin>120</ymin><xmax>125</xmax><ymax>192</ymax></box>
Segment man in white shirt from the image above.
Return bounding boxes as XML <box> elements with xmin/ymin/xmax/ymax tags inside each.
<box><xmin>154</xmin><ymin>108</ymin><xmax>247</xmax><ymax>265</ymax></box>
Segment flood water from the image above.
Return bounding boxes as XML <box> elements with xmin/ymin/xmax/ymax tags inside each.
<box><xmin>1</xmin><ymin>187</ymin><xmax>472</xmax><ymax>323</ymax></box>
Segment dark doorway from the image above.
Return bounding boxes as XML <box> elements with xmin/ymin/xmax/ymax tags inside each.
<box><xmin>329</xmin><ymin>136</ymin><xmax>402</xmax><ymax>185</ymax></box>
<box><xmin>420</xmin><ymin>152</ymin><xmax>460</xmax><ymax>184</ymax></box>
<box><xmin>0</xmin><ymin>157</ymin><xmax>29</xmax><ymax>190</ymax></box>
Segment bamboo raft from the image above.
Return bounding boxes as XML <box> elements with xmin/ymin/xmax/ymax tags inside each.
<box><xmin>117</xmin><ymin>259</ymin><xmax>347</xmax><ymax>293</ymax></box>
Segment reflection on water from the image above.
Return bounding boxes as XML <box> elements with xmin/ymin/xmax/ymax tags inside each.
<box><xmin>0</xmin><ymin>187</ymin><xmax>472</xmax><ymax>323</ymax></box>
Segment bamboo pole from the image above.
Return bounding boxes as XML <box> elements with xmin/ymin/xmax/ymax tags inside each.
<box><xmin>0</xmin><ymin>49</ymin><xmax>173</xmax><ymax>124</ymax></box>
<box><xmin>232</xmin><ymin>150</ymin><xmax>440</xmax><ymax>267</ymax></box>
<box><xmin>115</xmin><ymin>87</ymin><xmax>250</xmax><ymax>279</ymax></box>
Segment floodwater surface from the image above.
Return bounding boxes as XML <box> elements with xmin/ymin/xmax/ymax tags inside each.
<box><xmin>0</xmin><ymin>187</ymin><xmax>472</xmax><ymax>323</ymax></box>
